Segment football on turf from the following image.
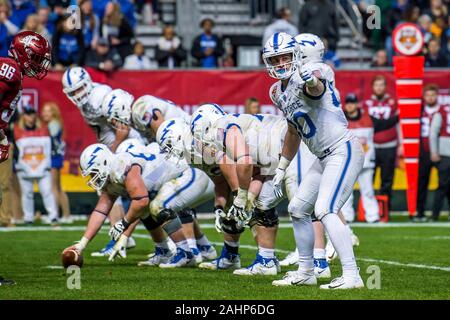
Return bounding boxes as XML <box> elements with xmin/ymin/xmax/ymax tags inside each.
<box><xmin>61</xmin><ymin>249</ymin><xmax>84</xmax><ymax>268</ymax></box>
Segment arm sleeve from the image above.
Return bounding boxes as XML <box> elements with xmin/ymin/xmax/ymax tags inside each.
<box><xmin>429</xmin><ymin>113</ymin><xmax>442</xmax><ymax>155</ymax></box>
<box><xmin>370</xmin><ymin>115</ymin><xmax>399</xmax><ymax>132</ymax></box>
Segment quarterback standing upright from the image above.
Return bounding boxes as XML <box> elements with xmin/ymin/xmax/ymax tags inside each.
<box><xmin>263</xmin><ymin>32</ymin><xmax>365</xmax><ymax>289</ymax></box>
<box><xmin>0</xmin><ymin>30</ymin><xmax>52</xmax><ymax>286</ymax></box>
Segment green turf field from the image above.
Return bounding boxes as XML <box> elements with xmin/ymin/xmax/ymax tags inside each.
<box><xmin>0</xmin><ymin>219</ymin><xmax>449</xmax><ymax>300</ymax></box>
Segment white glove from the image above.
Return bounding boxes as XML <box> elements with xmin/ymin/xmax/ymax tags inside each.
<box><xmin>300</xmin><ymin>64</ymin><xmax>317</xmax><ymax>87</ymax></box>
<box><xmin>109</xmin><ymin>218</ymin><xmax>130</xmax><ymax>241</ymax></box>
<box><xmin>228</xmin><ymin>188</ymin><xmax>249</xmax><ymax>222</ymax></box>
<box><xmin>109</xmin><ymin>235</ymin><xmax>128</xmax><ymax>261</ymax></box>
<box><xmin>273</xmin><ymin>156</ymin><xmax>291</xmax><ymax>198</ymax></box>
<box><xmin>214</xmin><ymin>206</ymin><xmax>225</xmax><ymax>233</ymax></box>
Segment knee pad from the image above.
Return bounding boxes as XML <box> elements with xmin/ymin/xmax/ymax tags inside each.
<box><xmin>178</xmin><ymin>208</ymin><xmax>194</xmax><ymax>224</ymax></box>
<box><xmin>219</xmin><ymin>217</ymin><xmax>245</xmax><ymax>235</ymax></box>
<box><xmin>162</xmin><ymin>216</ymin><xmax>182</xmax><ymax>235</ymax></box>
<box><xmin>155</xmin><ymin>208</ymin><xmax>178</xmax><ymax>225</ymax></box>
<box><xmin>140</xmin><ymin>215</ymin><xmax>164</xmax><ymax>231</ymax></box>
<box><xmin>249</xmin><ymin>207</ymin><xmax>279</xmax><ymax>228</ymax></box>
<box><xmin>288</xmin><ymin>197</ymin><xmax>314</xmax><ymax>219</ymax></box>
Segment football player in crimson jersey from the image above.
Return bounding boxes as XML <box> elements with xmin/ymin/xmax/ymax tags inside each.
<box><xmin>0</xmin><ymin>31</ymin><xmax>51</xmax><ymax>163</ymax></box>
<box><xmin>0</xmin><ymin>31</ymin><xmax>51</xmax><ymax>286</ymax></box>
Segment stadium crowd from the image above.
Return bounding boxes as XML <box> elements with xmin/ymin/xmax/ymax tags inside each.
<box><xmin>0</xmin><ymin>1</ymin><xmax>448</xmax><ymax>228</ymax></box>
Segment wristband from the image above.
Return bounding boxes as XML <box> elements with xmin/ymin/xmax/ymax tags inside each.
<box><xmin>305</xmin><ymin>75</ymin><xmax>318</xmax><ymax>87</ymax></box>
<box><xmin>277</xmin><ymin>156</ymin><xmax>291</xmax><ymax>171</ymax></box>
<box><xmin>76</xmin><ymin>237</ymin><xmax>89</xmax><ymax>251</ymax></box>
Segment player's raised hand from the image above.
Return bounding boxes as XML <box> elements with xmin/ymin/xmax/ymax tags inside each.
<box><xmin>300</xmin><ymin>63</ymin><xmax>318</xmax><ymax>87</ymax></box>
<box><xmin>272</xmin><ymin>167</ymin><xmax>285</xmax><ymax>198</ymax></box>
<box><xmin>109</xmin><ymin>218</ymin><xmax>130</xmax><ymax>241</ymax></box>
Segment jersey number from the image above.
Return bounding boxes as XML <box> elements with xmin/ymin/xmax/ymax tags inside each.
<box><xmin>0</xmin><ymin>63</ymin><xmax>16</xmax><ymax>80</ymax></box>
<box><xmin>293</xmin><ymin>111</ymin><xmax>316</xmax><ymax>138</ymax></box>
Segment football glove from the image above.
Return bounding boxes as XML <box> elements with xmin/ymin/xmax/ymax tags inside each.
<box><xmin>214</xmin><ymin>206</ymin><xmax>225</xmax><ymax>233</ymax></box>
<box><xmin>108</xmin><ymin>234</ymin><xmax>128</xmax><ymax>261</ymax></box>
<box><xmin>109</xmin><ymin>218</ymin><xmax>130</xmax><ymax>241</ymax></box>
<box><xmin>300</xmin><ymin>64</ymin><xmax>318</xmax><ymax>87</ymax></box>
<box><xmin>273</xmin><ymin>156</ymin><xmax>291</xmax><ymax>198</ymax></box>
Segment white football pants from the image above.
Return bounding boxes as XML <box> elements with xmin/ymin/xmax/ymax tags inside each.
<box><xmin>341</xmin><ymin>168</ymin><xmax>380</xmax><ymax>223</ymax></box>
<box><xmin>17</xmin><ymin>171</ymin><xmax>58</xmax><ymax>223</ymax></box>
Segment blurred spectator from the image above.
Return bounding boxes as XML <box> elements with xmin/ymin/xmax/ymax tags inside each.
<box><xmin>92</xmin><ymin>0</ymin><xmax>110</xmax><ymax>21</ymax></box>
<box><xmin>364</xmin><ymin>75</ymin><xmax>399</xmax><ymax>209</ymax></box>
<box><xmin>262</xmin><ymin>7</ymin><xmax>298</xmax><ymax>46</ymax></box>
<box><xmin>13</xmin><ymin>106</ymin><xmax>58</xmax><ymax>225</ymax></box>
<box><xmin>41</xmin><ymin>102</ymin><xmax>72</xmax><ymax>224</ymax></box>
<box><xmin>155</xmin><ymin>25</ymin><xmax>186</xmax><ymax>68</ymax></box>
<box><xmin>0</xmin><ymin>0</ymin><xmax>19</xmax><ymax>57</ymax></box>
<box><xmin>222</xmin><ymin>37</ymin><xmax>235</xmax><ymax>68</ymax></box>
<box><xmin>322</xmin><ymin>38</ymin><xmax>340</xmax><ymax>69</ymax></box>
<box><xmin>124</xmin><ymin>40</ymin><xmax>153</xmax><ymax>70</ymax></box>
<box><xmin>101</xmin><ymin>1</ymin><xmax>134</xmax><ymax>60</ymax></box>
<box><xmin>342</xmin><ymin>93</ymin><xmax>380</xmax><ymax>223</ymax></box>
<box><xmin>191</xmin><ymin>18</ymin><xmax>224</xmax><ymax>68</ymax></box>
<box><xmin>52</xmin><ymin>14</ymin><xmax>85</xmax><ymax>70</ymax></box>
<box><xmin>417</xmin><ymin>14</ymin><xmax>433</xmax><ymax>44</ymax></box>
<box><xmin>429</xmin><ymin>104</ymin><xmax>450</xmax><ymax>221</ymax></box>
<box><xmin>21</xmin><ymin>13</ymin><xmax>51</xmax><ymax>41</ymax></box>
<box><xmin>299</xmin><ymin>0</ymin><xmax>338</xmax><ymax>51</ymax></box>
<box><xmin>423</xmin><ymin>0</ymin><xmax>448</xmax><ymax>22</ymax></box>
<box><xmin>404</xmin><ymin>5</ymin><xmax>421</xmax><ymax>23</ymax></box>
<box><xmin>415</xmin><ymin>84</ymin><xmax>442</xmax><ymax>222</ymax></box>
<box><xmin>10</xmin><ymin>0</ymin><xmax>36</xmax><ymax>29</ymax></box>
<box><xmin>425</xmin><ymin>38</ymin><xmax>448</xmax><ymax>67</ymax></box>
<box><xmin>37</xmin><ymin>6</ymin><xmax>54</xmax><ymax>39</ymax></box>
<box><xmin>117</xmin><ymin>0</ymin><xmax>136</xmax><ymax>28</ymax></box>
<box><xmin>80</xmin><ymin>0</ymin><xmax>99</xmax><ymax>50</ymax></box>
<box><xmin>85</xmin><ymin>37</ymin><xmax>122</xmax><ymax>71</ymax></box>
<box><xmin>371</xmin><ymin>49</ymin><xmax>389</xmax><ymax>67</ymax></box>
<box><xmin>244</xmin><ymin>97</ymin><xmax>260</xmax><ymax>115</ymax></box>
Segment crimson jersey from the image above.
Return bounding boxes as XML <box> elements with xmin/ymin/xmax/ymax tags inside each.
<box><xmin>0</xmin><ymin>57</ymin><xmax>23</xmax><ymax>130</ymax></box>
<box><xmin>438</xmin><ymin>106</ymin><xmax>450</xmax><ymax>138</ymax></box>
<box><xmin>420</xmin><ymin>104</ymin><xmax>441</xmax><ymax>152</ymax></box>
<box><xmin>364</xmin><ymin>94</ymin><xmax>397</xmax><ymax>146</ymax></box>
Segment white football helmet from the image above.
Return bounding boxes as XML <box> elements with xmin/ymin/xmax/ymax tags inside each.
<box><xmin>190</xmin><ymin>104</ymin><xmax>226</xmax><ymax>149</ymax></box>
<box><xmin>62</xmin><ymin>67</ymin><xmax>94</xmax><ymax>106</ymax></box>
<box><xmin>262</xmin><ymin>32</ymin><xmax>300</xmax><ymax>80</ymax></box>
<box><xmin>156</xmin><ymin>118</ymin><xmax>189</xmax><ymax>159</ymax></box>
<box><xmin>116</xmin><ymin>138</ymin><xmax>146</xmax><ymax>154</ymax></box>
<box><xmin>131</xmin><ymin>96</ymin><xmax>153</xmax><ymax>134</ymax></box>
<box><xmin>294</xmin><ymin>33</ymin><xmax>325</xmax><ymax>64</ymax></box>
<box><xmin>80</xmin><ymin>143</ymin><xmax>113</xmax><ymax>191</ymax></box>
<box><xmin>102</xmin><ymin>89</ymin><xmax>134</xmax><ymax>126</ymax></box>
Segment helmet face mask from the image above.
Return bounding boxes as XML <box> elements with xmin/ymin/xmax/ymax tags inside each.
<box><xmin>62</xmin><ymin>67</ymin><xmax>94</xmax><ymax>107</ymax></box>
<box><xmin>80</xmin><ymin>144</ymin><xmax>112</xmax><ymax>192</ymax></box>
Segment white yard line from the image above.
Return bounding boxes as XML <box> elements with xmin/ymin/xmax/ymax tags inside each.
<box><xmin>1</xmin><ymin>222</ymin><xmax>450</xmax><ymax>233</ymax></box>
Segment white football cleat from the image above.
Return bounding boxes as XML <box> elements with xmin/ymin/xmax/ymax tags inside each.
<box><xmin>192</xmin><ymin>247</ymin><xmax>203</xmax><ymax>264</ymax></box>
<box><xmin>325</xmin><ymin>240</ymin><xmax>338</xmax><ymax>262</ymax></box>
<box><xmin>138</xmin><ymin>247</ymin><xmax>173</xmax><ymax>266</ymax></box>
<box><xmin>199</xmin><ymin>247</ymin><xmax>240</xmax><ymax>270</ymax></box>
<box><xmin>320</xmin><ymin>276</ymin><xmax>364</xmax><ymax>290</ymax></box>
<box><xmin>159</xmin><ymin>248</ymin><xmax>196</xmax><ymax>268</ymax></box>
<box><xmin>198</xmin><ymin>244</ymin><xmax>217</xmax><ymax>260</ymax></box>
<box><xmin>126</xmin><ymin>237</ymin><xmax>136</xmax><ymax>249</ymax></box>
<box><xmin>233</xmin><ymin>254</ymin><xmax>280</xmax><ymax>276</ymax></box>
<box><xmin>314</xmin><ymin>259</ymin><xmax>331</xmax><ymax>279</ymax></box>
<box><xmin>91</xmin><ymin>239</ymin><xmax>124</xmax><ymax>257</ymax></box>
<box><xmin>279</xmin><ymin>249</ymin><xmax>299</xmax><ymax>266</ymax></box>
<box><xmin>351</xmin><ymin>233</ymin><xmax>360</xmax><ymax>247</ymax></box>
<box><xmin>272</xmin><ymin>270</ymin><xmax>317</xmax><ymax>287</ymax></box>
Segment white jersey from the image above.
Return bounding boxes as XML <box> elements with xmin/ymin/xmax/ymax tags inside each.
<box><xmin>210</xmin><ymin>113</ymin><xmax>287</xmax><ymax>175</ymax></box>
<box><xmin>134</xmin><ymin>95</ymin><xmax>190</xmax><ymax>123</ymax></box>
<box><xmin>109</xmin><ymin>142</ymin><xmax>187</xmax><ymax>194</ymax></box>
<box><xmin>269</xmin><ymin>64</ymin><xmax>352</xmax><ymax>159</ymax></box>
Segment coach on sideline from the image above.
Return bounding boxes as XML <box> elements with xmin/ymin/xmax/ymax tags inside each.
<box><xmin>429</xmin><ymin>104</ymin><xmax>450</xmax><ymax>221</ymax></box>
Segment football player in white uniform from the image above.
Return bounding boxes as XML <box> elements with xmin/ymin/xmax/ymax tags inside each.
<box><xmin>62</xmin><ymin>142</ymin><xmax>215</xmax><ymax>268</ymax></box>
<box><xmin>103</xmin><ymin>94</ymin><xmax>217</xmax><ymax>263</ymax></box>
<box><xmin>62</xmin><ymin>67</ymin><xmax>137</xmax><ymax>257</ymax></box>
<box><xmin>131</xmin><ymin>94</ymin><xmax>190</xmax><ymax>139</ymax></box>
<box><xmin>263</xmin><ymin>32</ymin><xmax>365</xmax><ymax>289</ymax></box>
